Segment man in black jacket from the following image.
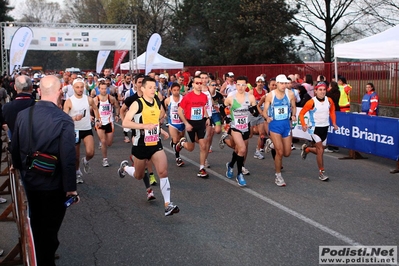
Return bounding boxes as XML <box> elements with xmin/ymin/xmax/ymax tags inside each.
<box><xmin>2</xmin><ymin>75</ymin><xmax>36</xmax><ymax>137</ymax></box>
<box><xmin>11</xmin><ymin>75</ymin><xmax>79</xmax><ymax>266</ymax></box>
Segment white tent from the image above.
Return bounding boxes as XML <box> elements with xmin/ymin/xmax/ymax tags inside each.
<box><xmin>334</xmin><ymin>25</ymin><xmax>399</xmax><ymax>79</ymax></box>
<box><xmin>120</xmin><ymin>52</ymin><xmax>183</xmax><ymax>70</ymax></box>
<box><xmin>334</xmin><ymin>25</ymin><xmax>399</xmax><ymax>60</ymax></box>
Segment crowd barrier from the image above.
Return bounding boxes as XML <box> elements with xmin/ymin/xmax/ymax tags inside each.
<box><xmin>0</xmin><ymin>151</ymin><xmax>36</xmax><ymax>265</ymax></box>
<box><xmin>292</xmin><ymin>109</ymin><xmax>399</xmax><ymax>161</ymax></box>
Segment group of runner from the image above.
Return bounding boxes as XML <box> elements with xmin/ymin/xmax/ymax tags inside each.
<box><xmin>57</xmin><ymin>69</ymin><xmax>338</xmax><ymax>217</ymax></box>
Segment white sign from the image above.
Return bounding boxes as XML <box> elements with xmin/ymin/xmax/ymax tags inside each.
<box><xmin>5</xmin><ymin>27</ymin><xmax>132</xmax><ymax>51</ymax></box>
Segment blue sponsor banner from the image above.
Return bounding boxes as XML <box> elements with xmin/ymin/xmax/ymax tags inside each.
<box><xmin>293</xmin><ymin>109</ymin><xmax>399</xmax><ymax>160</ymax></box>
<box><xmin>327</xmin><ymin>112</ymin><xmax>399</xmax><ymax>160</ymax></box>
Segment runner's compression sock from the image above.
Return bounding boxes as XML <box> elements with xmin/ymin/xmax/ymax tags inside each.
<box><xmin>160</xmin><ymin>177</ymin><xmax>171</xmax><ymax>204</ymax></box>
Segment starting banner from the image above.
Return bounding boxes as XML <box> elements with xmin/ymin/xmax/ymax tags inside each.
<box><xmin>292</xmin><ymin>109</ymin><xmax>399</xmax><ymax>160</ymax></box>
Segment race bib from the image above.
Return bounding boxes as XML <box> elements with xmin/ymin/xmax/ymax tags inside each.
<box><xmin>191</xmin><ymin>107</ymin><xmax>203</xmax><ymax>120</ymax></box>
<box><xmin>144</xmin><ymin>124</ymin><xmax>159</xmax><ymax>145</ymax></box>
<box><xmin>234</xmin><ymin>115</ymin><xmax>249</xmax><ymax>131</ymax></box>
<box><xmin>100</xmin><ymin>103</ymin><xmax>112</xmax><ymax>116</ymax></box>
<box><xmin>273</xmin><ymin>105</ymin><xmax>289</xmax><ymax>120</ymax></box>
<box><xmin>171</xmin><ymin>106</ymin><xmax>182</xmax><ymax>124</ymax></box>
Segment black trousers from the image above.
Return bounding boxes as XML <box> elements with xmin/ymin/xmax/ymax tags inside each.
<box><xmin>26</xmin><ymin>189</ymin><xmax>66</xmax><ymax>266</ymax></box>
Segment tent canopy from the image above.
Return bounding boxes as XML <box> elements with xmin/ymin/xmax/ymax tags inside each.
<box><xmin>120</xmin><ymin>52</ymin><xmax>183</xmax><ymax>70</ymax></box>
<box><xmin>334</xmin><ymin>25</ymin><xmax>399</xmax><ymax>60</ymax></box>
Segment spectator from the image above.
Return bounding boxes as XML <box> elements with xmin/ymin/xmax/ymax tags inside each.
<box><xmin>361</xmin><ymin>82</ymin><xmax>379</xmax><ymax>116</ymax></box>
<box><xmin>338</xmin><ymin>76</ymin><xmax>352</xmax><ymax>112</ymax></box>
<box><xmin>302</xmin><ymin>74</ymin><xmax>314</xmax><ymax>97</ymax></box>
<box><xmin>296</xmin><ymin>85</ymin><xmax>311</xmax><ymax>107</ymax></box>
<box><xmin>11</xmin><ymin>75</ymin><xmax>79</xmax><ymax>266</ymax></box>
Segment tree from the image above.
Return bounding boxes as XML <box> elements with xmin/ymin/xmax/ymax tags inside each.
<box><xmin>0</xmin><ymin>0</ymin><xmax>14</xmax><ymax>22</ymax></box>
<box><xmin>19</xmin><ymin>0</ymin><xmax>64</xmax><ymax>22</ymax></box>
<box><xmin>168</xmin><ymin>0</ymin><xmax>302</xmax><ymax>66</ymax></box>
<box><xmin>291</xmin><ymin>0</ymin><xmax>388</xmax><ymax>63</ymax></box>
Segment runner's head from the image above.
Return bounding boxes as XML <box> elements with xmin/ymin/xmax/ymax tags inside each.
<box><xmin>141</xmin><ymin>77</ymin><xmax>156</xmax><ymax>99</ymax></box>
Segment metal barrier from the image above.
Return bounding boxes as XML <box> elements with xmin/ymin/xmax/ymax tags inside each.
<box><xmin>0</xmin><ymin>152</ymin><xmax>36</xmax><ymax>265</ymax></box>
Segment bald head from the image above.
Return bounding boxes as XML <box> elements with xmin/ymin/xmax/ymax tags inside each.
<box><xmin>15</xmin><ymin>75</ymin><xmax>32</xmax><ymax>93</ymax></box>
<box><xmin>40</xmin><ymin>75</ymin><xmax>61</xmax><ymax>99</ymax></box>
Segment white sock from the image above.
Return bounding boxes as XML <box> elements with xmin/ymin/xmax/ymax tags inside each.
<box><xmin>83</xmin><ymin>157</ymin><xmax>88</xmax><ymax>164</ymax></box>
<box><xmin>125</xmin><ymin>166</ymin><xmax>135</xmax><ymax>177</ymax></box>
<box><xmin>76</xmin><ymin>169</ymin><xmax>82</xmax><ymax>175</ymax></box>
<box><xmin>270</xmin><ymin>143</ymin><xmax>275</xmax><ymax>149</ymax></box>
<box><xmin>160</xmin><ymin>177</ymin><xmax>171</xmax><ymax>204</ymax></box>
<box><xmin>200</xmin><ymin>165</ymin><xmax>205</xmax><ymax>170</ymax></box>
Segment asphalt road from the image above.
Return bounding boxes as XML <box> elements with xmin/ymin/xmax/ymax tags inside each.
<box><xmin>1</xmin><ymin>121</ymin><xmax>398</xmax><ymax>266</ymax></box>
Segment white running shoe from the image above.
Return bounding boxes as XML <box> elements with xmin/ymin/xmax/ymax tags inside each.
<box><xmin>254</xmin><ymin>150</ymin><xmax>264</xmax><ymax>159</ymax></box>
<box><xmin>76</xmin><ymin>173</ymin><xmax>84</xmax><ymax>184</ymax></box>
<box><xmin>275</xmin><ymin>173</ymin><xmax>286</xmax><ymax>187</ymax></box>
<box><xmin>242</xmin><ymin>167</ymin><xmax>250</xmax><ymax>175</ymax></box>
<box><xmin>319</xmin><ymin>170</ymin><xmax>329</xmax><ymax>181</ymax></box>
<box><xmin>82</xmin><ymin>157</ymin><xmax>91</xmax><ymax>174</ymax></box>
<box><xmin>265</xmin><ymin>139</ymin><xmax>273</xmax><ymax>153</ymax></box>
<box><xmin>102</xmin><ymin>158</ymin><xmax>109</xmax><ymax>167</ymax></box>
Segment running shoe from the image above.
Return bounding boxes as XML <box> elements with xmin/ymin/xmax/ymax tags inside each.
<box><xmin>242</xmin><ymin>167</ymin><xmax>250</xmax><ymax>175</ymax></box>
<box><xmin>124</xmin><ymin>136</ymin><xmax>130</xmax><ymax>143</ymax></box>
<box><xmin>275</xmin><ymin>173</ymin><xmax>286</xmax><ymax>187</ymax></box>
<box><xmin>175</xmin><ymin>137</ymin><xmax>186</xmax><ymax>153</ymax></box>
<box><xmin>149</xmin><ymin>173</ymin><xmax>157</xmax><ymax>186</ymax></box>
<box><xmin>219</xmin><ymin>132</ymin><xmax>228</xmax><ymax>149</ymax></box>
<box><xmin>76</xmin><ymin>173</ymin><xmax>84</xmax><ymax>184</ymax></box>
<box><xmin>259</xmin><ymin>148</ymin><xmax>265</xmax><ymax>153</ymax></box>
<box><xmin>176</xmin><ymin>157</ymin><xmax>184</xmax><ymax>167</ymax></box>
<box><xmin>118</xmin><ymin>160</ymin><xmax>129</xmax><ymax>178</ymax></box>
<box><xmin>291</xmin><ymin>144</ymin><xmax>296</xmax><ymax>150</ymax></box>
<box><xmin>0</xmin><ymin>197</ymin><xmax>7</xmax><ymax>204</ymax></box>
<box><xmin>102</xmin><ymin>158</ymin><xmax>109</xmax><ymax>167</ymax></box>
<box><xmin>205</xmin><ymin>159</ymin><xmax>210</xmax><ymax>168</ymax></box>
<box><xmin>197</xmin><ymin>168</ymin><xmax>209</xmax><ymax>178</ymax></box>
<box><xmin>226</xmin><ymin>162</ymin><xmax>233</xmax><ymax>179</ymax></box>
<box><xmin>236</xmin><ymin>173</ymin><xmax>247</xmax><ymax>187</ymax></box>
<box><xmin>265</xmin><ymin>138</ymin><xmax>273</xmax><ymax>153</ymax></box>
<box><xmin>301</xmin><ymin>144</ymin><xmax>308</xmax><ymax>160</ymax></box>
<box><xmin>254</xmin><ymin>150</ymin><xmax>264</xmax><ymax>159</ymax></box>
<box><xmin>147</xmin><ymin>189</ymin><xmax>156</xmax><ymax>201</ymax></box>
<box><xmin>82</xmin><ymin>157</ymin><xmax>91</xmax><ymax>174</ymax></box>
<box><xmin>319</xmin><ymin>170</ymin><xmax>329</xmax><ymax>181</ymax></box>
<box><xmin>324</xmin><ymin>148</ymin><xmax>333</xmax><ymax>153</ymax></box>
<box><xmin>165</xmin><ymin>202</ymin><xmax>180</xmax><ymax>216</ymax></box>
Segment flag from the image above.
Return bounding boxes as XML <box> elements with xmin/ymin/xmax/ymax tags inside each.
<box><xmin>145</xmin><ymin>33</ymin><xmax>162</xmax><ymax>75</ymax></box>
<box><xmin>9</xmin><ymin>26</ymin><xmax>33</xmax><ymax>74</ymax></box>
<box><xmin>96</xmin><ymin>50</ymin><xmax>110</xmax><ymax>74</ymax></box>
<box><xmin>113</xmin><ymin>50</ymin><xmax>128</xmax><ymax>73</ymax></box>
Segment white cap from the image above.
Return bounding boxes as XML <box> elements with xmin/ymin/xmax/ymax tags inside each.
<box><xmin>276</xmin><ymin>74</ymin><xmax>289</xmax><ymax>83</ymax></box>
<box><xmin>33</xmin><ymin>73</ymin><xmax>40</xmax><ymax>79</ymax></box>
<box><xmin>256</xmin><ymin>76</ymin><xmax>265</xmax><ymax>82</ymax></box>
<box><xmin>194</xmin><ymin>70</ymin><xmax>201</xmax><ymax>76</ymax></box>
<box><xmin>159</xmin><ymin>74</ymin><xmax>167</xmax><ymax>79</ymax></box>
<box><xmin>98</xmin><ymin>78</ymin><xmax>106</xmax><ymax>82</ymax></box>
<box><xmin>226</xmin><ymin>72</ymin><xmax>234</xmax><ymax>77</ymax></box>
<box><xmin>72</xmin><ymin>78</ymin><xmax>85</xmax><ymax>86</ymax></box>
<box><xmin>88</xmin><ymin>73</ymin><xmax>94</xmax><ymax>77</ymax></box>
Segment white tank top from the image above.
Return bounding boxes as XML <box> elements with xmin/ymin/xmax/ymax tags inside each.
<box><xmin>69</xmin><ymin>94</ymin><xmax>92</xmax><ymax>130</ymax></box>
<box><xmin>168</xmin><ymin>95</ymin><xmax>183</xmax><ymax>124</ymax></box>
<box><xmin>98</xmin><ymin>95</ymin><xmax>113</xmax><ymax>125</ymax></box>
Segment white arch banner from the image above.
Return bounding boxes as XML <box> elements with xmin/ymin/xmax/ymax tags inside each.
<box><xmin>4</xmin><ymin>27</ymin><xmax>132</xmax><ymax>51</ymax></box>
